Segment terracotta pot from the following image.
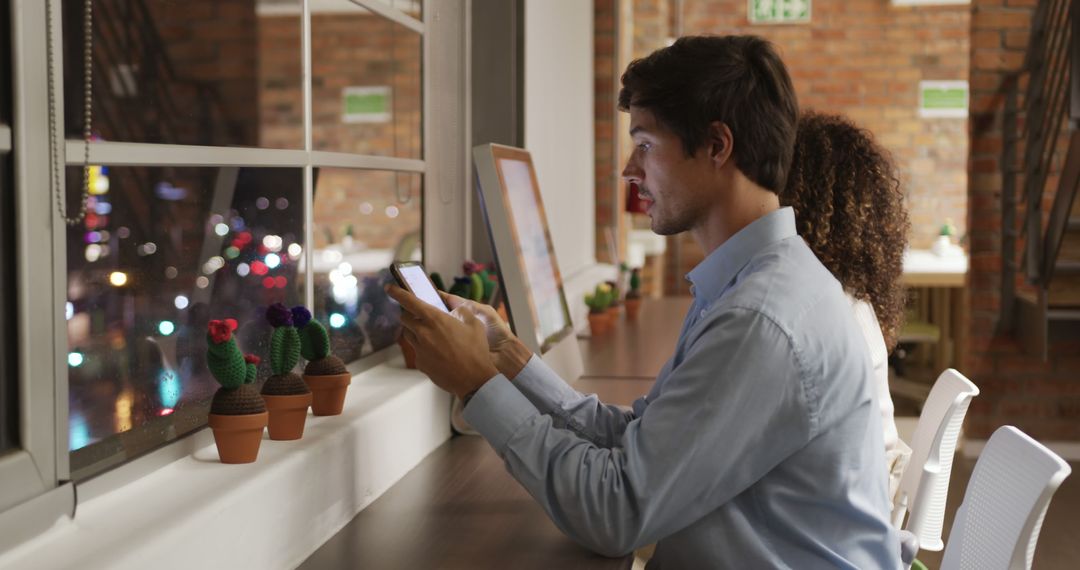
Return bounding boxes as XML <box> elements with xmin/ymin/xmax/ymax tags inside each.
<box><xmin>588</xmin><ymin>312</ymin><xmax>609</xmax><ymax>335</ymax></box>
<box><xmin>624</xmin><ymin>298</ymin><xmax>642</xmax><ymax>320</ymax></box>
<box><xmin>263</xmin><ymin>392</ymin><xmax>313</xmax><ymax>440</ymax></box>
<box><xmin>398</xmin><ymin>336</ymin><xmax>417</xmax><ymax>369</ymax></box>
<box><xmin>304</xmin><ymin>372</ymin><xmax>352</xmax><ymax>416</ymax></box>
<box><xmin>607</xmin><ymin>305</ymin><xmax>620</xmax><ymax>321</ymax></box>
<box><xmin>208</xmin><ymin>411</ymin><xmax>268</xmax><ymax>464</ymax></box>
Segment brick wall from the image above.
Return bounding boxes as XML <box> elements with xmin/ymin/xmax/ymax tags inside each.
<box><xmin>595</xmin><ymin>0</ymin><xmax>620</xmax><ymax>264</ymax></box>
<box><xmin>150</xmin><ymin>0</ymin><xmax>260</xmax><ymax>146</ymax></box>
<box><xmin>604</xmin><ymin>1</ymin><xmax>971</xmax><ymax>293</ymax></box>
<box><xmin>964</xmin><ymin>0</ymin><xmax>1080</xmax><ymax>441</ymax></box>
<box><xmin>258</xmin><ymin>13</ymin><xmax>422</xmax><ymax>251</ymax></box>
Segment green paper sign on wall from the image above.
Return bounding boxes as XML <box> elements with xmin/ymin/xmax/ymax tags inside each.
<box><xmin>749</xmin><ymin>0</ymin><xmax>811</xmax><ymax>24</ymax></box>
<box><xmin>919</xmin><ymin>80</ymin><xmax>969</xmax><ymax>119</ymax></box>
<box><xmin>342</xmin><ymin>86</ymin><xmax>392</xmax><ymax>124</ymax></box>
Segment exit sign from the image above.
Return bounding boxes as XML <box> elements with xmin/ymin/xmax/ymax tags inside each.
<box><xmin>749</xmin><ymin>0</ymin><xmax>811</xmax><ymax>24</ymax></box>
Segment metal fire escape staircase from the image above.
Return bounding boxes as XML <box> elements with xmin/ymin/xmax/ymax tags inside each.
<box><xmin>1002</xmin><ymin>0</ymin><xmax>1080</xmax><ymax>359</ymax></box>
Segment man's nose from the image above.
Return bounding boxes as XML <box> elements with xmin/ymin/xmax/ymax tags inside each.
<box><xmin>621</xmin><ymin>158</ymin><xmax>642</xmax><ymax>182</ymax></box>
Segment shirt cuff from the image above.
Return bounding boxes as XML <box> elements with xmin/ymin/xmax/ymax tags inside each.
<box><xmin>463</xmin><ymin>375</ymin><xmax>541</xmax><ymax>453</ymax></box>
<box><xmin>513</xmin><ymin>355</ymin><xmax>582</xmax><ymax>413</ymax></box>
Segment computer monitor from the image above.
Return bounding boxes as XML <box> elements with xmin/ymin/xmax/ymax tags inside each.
<box><xmin>473</xmin><ymin>143</ymin><xmax>583</xmax><ymax>383</ymax></box>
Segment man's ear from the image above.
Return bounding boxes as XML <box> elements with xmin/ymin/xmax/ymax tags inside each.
<box><xmin>708</xmin><ymin>121</ymin><xmax>734</xmax><ymax>168</ymax></box>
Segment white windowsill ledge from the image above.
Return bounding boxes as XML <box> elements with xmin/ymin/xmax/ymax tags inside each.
<box><xmin>0</xmin><ymin>357</ymin><xmax>452</xmax><ymax>569</ymax></box>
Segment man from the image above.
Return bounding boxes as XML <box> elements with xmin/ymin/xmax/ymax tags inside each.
<box><xmin>388</xmin><ymin>35</ymin><xmax>900</xmax><ymax>568</ymax></box>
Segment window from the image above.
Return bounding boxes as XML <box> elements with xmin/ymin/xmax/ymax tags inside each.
<box><xmin>55</xmin><ymin>0</ymin><xmax>426</xmax><ymax>480</ymax></box>
<box><xmin>65</xmin><ymin>164</ymin><xmax>306</xmax><ymax>477</ymax></box>
<box><xmin>312</xmin><ymin>168</ymin><xmax>421</xmax><ymax>360</ymax></box>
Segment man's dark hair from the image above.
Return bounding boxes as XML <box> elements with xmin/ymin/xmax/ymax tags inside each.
<box><xmin>618</xmin><ymin>35</ymin><xmax>799</xmax><ymax>194</ymax></box>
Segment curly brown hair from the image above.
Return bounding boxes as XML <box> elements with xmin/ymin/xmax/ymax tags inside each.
<box><xmin>780</xmin><ymin>112</ymin><xmax>910</xmax><ymax>350</ymax></box>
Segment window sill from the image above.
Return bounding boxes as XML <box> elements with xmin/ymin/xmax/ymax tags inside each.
<box><xmin>0</xmin><ymin>357</ymin><xmax>451</xmax><ymax>569</ymax></box>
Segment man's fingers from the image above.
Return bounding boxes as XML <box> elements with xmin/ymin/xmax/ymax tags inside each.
<box><xmin>386</xmin><ymin>284</ymin><xmax>437</xmax><ymax>319</ymax></box>
<box><xmin>399</xmin><ymin>310</ymin><xmax>422</xmax><ymax>332</ymax></box>
<box><xmin>439</xmin><ymin>290</ymin><xmax>469</xmax><ymax>310</ymax></box>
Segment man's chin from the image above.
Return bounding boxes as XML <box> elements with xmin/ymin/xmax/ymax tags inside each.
<box><xmin>650</xmin><ymin>219</ymin><xmax>678</xmax><ymax>236</ymax></box>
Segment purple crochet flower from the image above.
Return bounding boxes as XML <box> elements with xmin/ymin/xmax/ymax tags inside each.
<box><xmin>291</xmin><ymin>305</ymin><xmax>312</xmax><ymax>328</ymax></box>
<box><xmin>266</xmin><ymin>302</ymin><xmax>293</xmax><ymax>327</ymax></box>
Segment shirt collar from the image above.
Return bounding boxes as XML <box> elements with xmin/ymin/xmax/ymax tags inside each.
<box><xmin>686</xmin><ymin>207</ymin><xmax>797</xmax><ymax>304</ymax></box>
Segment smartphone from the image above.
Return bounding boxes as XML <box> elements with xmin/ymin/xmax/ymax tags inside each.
<box><xmin>390</xmin><ymin>261</ymin><xmax>451</xmax><ymax>314</ymax></box>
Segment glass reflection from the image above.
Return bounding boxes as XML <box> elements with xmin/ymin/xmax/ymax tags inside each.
<box><xmin>66</xmin><ymin>165</ymin><xmax>304</xmax><ymax>478</ymax></box>
<box><xmin>311</xmin><ymin>169</ymin><xmax>421</xmax><ymax>364</ymax></box>
<box><xmin>311</xmin><ymin>6</ymin><xmax>422</xmax><ymax>158</ymax></box>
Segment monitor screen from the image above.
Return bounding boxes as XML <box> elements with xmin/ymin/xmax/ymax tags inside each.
<box><xmin>494</xmin><ymin>157</ymin><xmax>571</xmax><ymax>344</ymax></box>
<box><xmin>473</xmin><ymin>144</ymin><xmax>578</xmax><ymax>370</ymax></box>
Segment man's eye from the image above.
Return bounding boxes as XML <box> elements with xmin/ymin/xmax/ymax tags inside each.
<box><xmin>637</xmin><ymin>143</ymin><xmax>651</xmax><ymax>151</ymax></box>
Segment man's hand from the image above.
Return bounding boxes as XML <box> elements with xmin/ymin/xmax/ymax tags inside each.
<box><xmin>439</xmin><ymin>291</ymin><xmax>532</xmax><ymax>379</ymax></box>
<box><xmin>386</xmin><ymin>284</ymin><xmax>500</xmax><ymax>399</ymax></box>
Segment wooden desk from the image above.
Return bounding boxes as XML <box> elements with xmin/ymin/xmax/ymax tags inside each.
<box><xmin>299</xmin><ymin>436</ymin><xmax>629</xmax><ymax>570</ymax></box>
<box><xmin>901</xmin><ymin>249</ymin><xmax>969</xmax><ymax>373</ymax></box>
<box><xmin>578</xmin><ymin>297</ymin><xmax>692</xmax><ymax>378</ymax></box>
<box><xmin>300</xmin><ymin>298</ymin><xmax>690</xmax><ymax>569</ymax></box>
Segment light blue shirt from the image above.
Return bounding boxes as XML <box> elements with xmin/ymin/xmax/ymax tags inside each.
<box><xmin>464</xmin><ymin>207</ymin><xmax>901</xmax><ymax>568</ymax></box>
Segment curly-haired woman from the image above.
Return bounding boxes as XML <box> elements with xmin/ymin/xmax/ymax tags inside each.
<box><xmin>780</xmin><ymin>111</ymin><xmax>912</xmax><ymax>507</ymax></box>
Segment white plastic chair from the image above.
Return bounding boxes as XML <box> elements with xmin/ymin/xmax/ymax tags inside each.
<box><xmin>892</xmin><ymin>368</ymin><xmax>980</xmax><ymax>552</ymax></box>
<box><xmin>940</xmin><ymin>426</ymin><xmax>1071</xmax><ymax>570</ymax></box>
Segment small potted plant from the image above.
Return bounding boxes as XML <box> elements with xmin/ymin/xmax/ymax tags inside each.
<box><xmin>261</xmin><ymin>303</ymin><xmax>313</xmax><ymax>440</ymax></box>
<box><xmin>585</xmin><ymin>283</ymin><xmax>614</xmax><ymax>335</ymax></box>
<box><xmin>605</xmin><ymin>280</ymin><xmax>621</xmax><ymax>320</ymax></box>
<box><xmin>295</xmin><ymin>305</ymin><xmax>352</xmax><ymax>415</ymax></box>
<box><xmin>205</xmin><ymin>318</ymin><xmax>268</xmax><ymax>464</ymax></box>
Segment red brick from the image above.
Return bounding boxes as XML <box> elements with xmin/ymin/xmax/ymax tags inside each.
<box><xmin>973</xmin><ymin>8</ymin><xmax>1034</xmax><ymax>30</ymax></box>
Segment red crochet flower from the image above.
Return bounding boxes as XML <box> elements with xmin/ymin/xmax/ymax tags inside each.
<box><xmin>243</xmin><ymin>353</ymin><xmax>260</xmax><ymax>365</ymax></box>
<box><xmin>207</xmin><ymin>318</ymin><xmax>238</xmax><ymax>344</ymax></box>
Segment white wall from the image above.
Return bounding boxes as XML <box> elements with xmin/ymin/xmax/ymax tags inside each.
<box><xmin>524</xmin><ymin>0</ymin><xmax>595</xmax><ymax>280</ymax></box>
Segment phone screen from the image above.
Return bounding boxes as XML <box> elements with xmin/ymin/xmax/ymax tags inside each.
<box><xmin>396</xmin><ymin>263</ymin><xmax>450</xmax><ymax>313</ymax></box>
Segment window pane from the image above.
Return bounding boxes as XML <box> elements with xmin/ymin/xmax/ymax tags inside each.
<box><xmin>62</xmin><ymin>0</ymin><xmax>304</xmax><ymax>149</ymax></box>
<box><xmin>310</xmin><ymin>8</ymin><xmax>422</xmax><ymax>158</ymax></box>
<box><xmin>66</xmin><ymin>165</ymin><xmax>304</xmax><ymax>479</ymax></box>
<box><xmin>311</xmin><ymin>168</ymin><xmax>421</xmax><ymax>364</ymax></box>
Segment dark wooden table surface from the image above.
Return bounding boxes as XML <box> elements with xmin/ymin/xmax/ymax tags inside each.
<box><xmin>300</xmin><ymin>297</ymin><xmax>692</xmax><ymax>570</ymax></box>
<box><xmin>577</xmin><ymin>297</ymin><xmax>691</xmax><ymax>379</ymax></box>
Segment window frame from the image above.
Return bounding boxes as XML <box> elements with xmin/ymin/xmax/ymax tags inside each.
<box><xmin>0</xmin><ymin>0</ymin><xmax>76</xmax><ymax>549</ymax></box>
<box><xmin>0</xmin><ymin>0</ymin><xmax>15</xmax><ymax>456</ymax></box>
<box><xmin>0</xmin><ymin>0</ymin><xmax>471</xmax><ymax>535</ymax></box>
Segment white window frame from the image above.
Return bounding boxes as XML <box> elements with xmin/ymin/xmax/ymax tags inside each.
<box><xmin>0</xmin><ymin>0</ymin><xmax>470</xmax><ymax>549</ymax></box>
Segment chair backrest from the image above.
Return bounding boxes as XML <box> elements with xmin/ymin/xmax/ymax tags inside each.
<box><xmin>891</xmin><ymin>368</ymin><xmax>979</xmax><ymax>551</ymax></box>
<box><xmin>940</xmin><ymin>426</ymin><xmax>1071</xmax><ymax>570</ymax></box>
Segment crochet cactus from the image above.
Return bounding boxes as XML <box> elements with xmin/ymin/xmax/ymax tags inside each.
<box><xmin>207</xmin><ymin>319</ymin><xmax>266</xmax><ymax>415</ymax></box>
<box><xmin>585</xmin><ymin>283</ymin><xmax>614</xmax><ymax>314</ymax></box>
<box><xmin>449</xmin><ymin>276</ymin><xmax>472</xmax><ymax>298</ymax></box>
<box><xmin>468</xmin><ymin>273</ymin><xmax>484</xmax><ymax>302</ymax></box>
<box><xmin>627</xmin><ymin>268</ymin><xmax>642</xmax><ymax>299</ymax></box>
<box><xmin>293</xmin><ymin>305</ymin><xmax>330</xmax><ymax>362</ymax></box>
<box><xmin>244</xmin><ymin>354</ymin><xmax>259</xmax><ymax>384</ymax></box>
<box><xmin>262</xmin><ymin>303</ymin><xmax>310</xmax><ymax>396</ymax></box>
<box><xmin>430</xmin><ymin>272</ymin><xmax>446</xmax><ymax>292</ymax></box>
<box><xmin>267</xmin><ymin>305</ymin><xmax>300</xmax><ymax>375</ymax></box>
<box><xmin>478</xmin><ymin>270</ymin><xmax>496</xmax><ymax>302</ymax></box>
<box><xmin>291</xmin><ymin>304</ymin><xmax>348</xmax><ymax>376</ymax></box>
<box><xmin>207</xmin><ymin>319</ymin><xmax>245</xmax><ymax>389</ymax></box>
